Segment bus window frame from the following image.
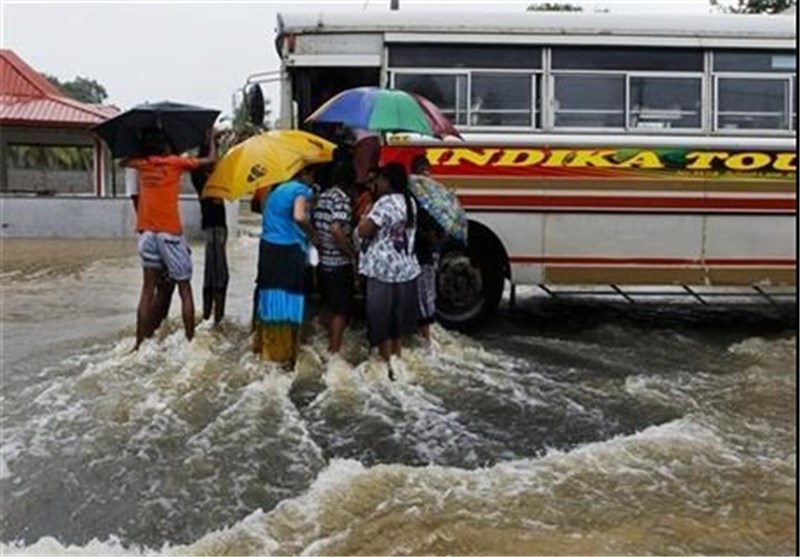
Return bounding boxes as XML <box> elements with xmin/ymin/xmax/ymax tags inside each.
<box><xmin>549</xmin><ymin>69</ymin><xmax>627</xmax><ymax>132</ymax></box>
<box><xmin>384</xmin><ymin>43</ymin><xmax>797</xmax><ymax>137</ymax></box>
<box><xmin>713</xmin><ymin>72</ymin><xmax>794</xmax><ymax>135</ymax></box>
<box><xmin>391</xmin><ymin>68</ymin><xmax>470</xmax><ymax>126</ymax></box>
<box><xmin>390</xmin><ymin>67</ymin><xmax>541</xmax><ymax>132</ymax></box>
<box><xmin>626</xmin><ymin>71</ymin><xmax>705</xmax><ymax>133</ymax></box>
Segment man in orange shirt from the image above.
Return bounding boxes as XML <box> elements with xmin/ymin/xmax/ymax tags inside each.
<box><xmin>125</xmin><ymin>129</ymin><xmax>217</xmax><ymax>349</ymax></box>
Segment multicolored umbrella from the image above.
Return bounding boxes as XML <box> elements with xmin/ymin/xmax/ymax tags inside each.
<box><xmin>305</xmin><ymin>87</ymin><xmax>461</xmax><ymax>138</ymax></box>
<box><xmin>201</xmin><ymin>129</ymin><xmax>336</xmax><ymax>201</ymax></box>
<box><xmin>408</xmin><ymin>174</ymin><xmax>467</xmax><ymax>243</ymax></box>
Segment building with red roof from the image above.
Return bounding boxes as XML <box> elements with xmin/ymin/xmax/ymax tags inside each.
<box><xmin>0</xmin><ymin>48</ymin><xmax>118</xmax><ymax>196</ymax></box>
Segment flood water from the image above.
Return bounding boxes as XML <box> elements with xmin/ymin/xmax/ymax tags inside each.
<box><xmin>0</xmin><ymin>236</ymin><xmax>796</xmax><ymax>555</ymax></box>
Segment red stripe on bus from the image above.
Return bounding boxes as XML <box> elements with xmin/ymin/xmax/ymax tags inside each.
<box><xmin>508</xmin><ymin>256</ymin><xmax>797</xmax><ymax>267</ymax></box>
<box><xmin>459</xmin><ymin>195</ymin><xmax>796</xmax><ymax>211</ymax></box>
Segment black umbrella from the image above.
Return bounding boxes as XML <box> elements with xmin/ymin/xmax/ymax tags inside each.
<box><xmin>92</xmin><ymin>101</ymin><xmax>220</xmax><ymax>158</ymax></box>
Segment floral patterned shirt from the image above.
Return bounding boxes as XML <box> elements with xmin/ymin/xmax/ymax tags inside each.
<box><xmin>359</xmin><ymin>193</ymin><xmax>421</xmax><ymax>283</ymax></box>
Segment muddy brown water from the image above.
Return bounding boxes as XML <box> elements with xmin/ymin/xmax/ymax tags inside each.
<box><xmin>0</xmin><ymin>237</ymin><xmax>796</xmax><ymax>555</ymax></box>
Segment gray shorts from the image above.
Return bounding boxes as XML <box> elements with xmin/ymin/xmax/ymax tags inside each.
<box><xmin>138</xmin><ymin>231</ymin><xmax>192</xmax><ymax>282</ymax></box>
<box><xmin>366</xmin><ymin>277</ymin><xmax>419</xmax><ymax>347</ymax></box>
<box><xmin>203</xmin><ymin>227</ymin><xmax>229</xmax><ymax>291</ymax></box>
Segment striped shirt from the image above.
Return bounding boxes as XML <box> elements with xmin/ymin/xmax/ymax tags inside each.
<box><xmin>312</xmin><ymin>187</ymin><xmax>353</xmax><ymax>268</ymax></box>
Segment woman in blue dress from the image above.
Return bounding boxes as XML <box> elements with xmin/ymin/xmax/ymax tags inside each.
<box><xmin>253</xmin><ymin>165</ymin><xmax>317</xmax><ymax>368</ymax></box>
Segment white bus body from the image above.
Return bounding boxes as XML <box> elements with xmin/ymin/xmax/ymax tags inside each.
<box><xmin>275</xmin><ymin>11</ymin><xmax>797</xmax><ymax>327</ymax></box>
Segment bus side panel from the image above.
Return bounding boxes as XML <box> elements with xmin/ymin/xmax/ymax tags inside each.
<box><xmin>540</xmin><ymin>213</ymin><xmax>705</xmax><ymax>285</ymax></box>
<box><xmin>468</xmin><ymin>211</ymin><xmax>546</xmax><ymax>283</ymax></box>
<box><xmin>703</xmin><ymin>214</ymin><xmax>797</xmax><ymax>285</ymax></box>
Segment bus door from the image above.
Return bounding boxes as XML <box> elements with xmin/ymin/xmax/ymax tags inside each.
<box><xmin>291</xmin><ymin>67</ymin><xmax>380</xmax><ymax>125</ymax></box>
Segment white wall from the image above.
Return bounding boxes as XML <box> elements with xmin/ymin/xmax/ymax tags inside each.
<box><xmin>0</xmin><ymin>196</ymin><xmax>239</xmax><ymax>239</ymax></box>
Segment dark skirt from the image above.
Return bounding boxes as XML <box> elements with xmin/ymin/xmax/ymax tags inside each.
<box><xmin>257</xmin><ymin>240</ymin><xmax>306</xmax><ymax>294</ymax></box>
<box><xmin>365</xmin><ymin>277</ymin><xmax>419</xmax><ymax>347</ymax></box>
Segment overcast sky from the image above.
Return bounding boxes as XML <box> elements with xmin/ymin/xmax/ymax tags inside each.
<box><xmin>3</xmin><ymin>0</ymin><xmax>724</xmax><ymax>119</ymax></box>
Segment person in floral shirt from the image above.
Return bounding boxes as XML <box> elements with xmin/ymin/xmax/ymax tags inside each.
<box><xmin>356</xmin><ymin>163</ymin><xmax>420</xmax><ymax>375</ymax></box>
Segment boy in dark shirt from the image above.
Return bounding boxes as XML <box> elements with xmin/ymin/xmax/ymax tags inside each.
<box><xmin>191</xmin><ymin>136</ymin><xmax>229</xmax><ymax>326</ymax></box>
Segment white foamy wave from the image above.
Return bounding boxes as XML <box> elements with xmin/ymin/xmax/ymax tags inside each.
<box><xmin>1</xmin><ymin>536</ymin><xmax>151</xmax><ymax>556</ymax></box>
<box><xmin>728</xmin><ymin>335</ymin><xmax>796</xmax><ymax>365</ymax></box>
<box><xmin>0</xmin><ymin>410</ymin><xmax>784</xmax><ymax>556</ymax></box>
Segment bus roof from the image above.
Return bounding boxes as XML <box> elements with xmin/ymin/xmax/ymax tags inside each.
<box><xmin>277</xmin><ymin>11</ymin><xmax>796</xmax><ymax>42</ymax></box>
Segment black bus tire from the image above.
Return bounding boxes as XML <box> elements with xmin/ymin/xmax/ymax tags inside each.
<box><xmin>435</xmin><ymin>226</ymin><xmax>507</xmax><ymax>331</ymax></box>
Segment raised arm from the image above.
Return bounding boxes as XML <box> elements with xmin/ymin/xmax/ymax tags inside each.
<box><xmin>196</xmin><ymin>130</ymin><xmax>219</xmax><ymax>166</ymax></box>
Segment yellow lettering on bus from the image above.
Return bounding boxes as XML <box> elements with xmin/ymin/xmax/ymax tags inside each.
<box><xmin>493</xmin><ymin>149</ymin><xmax>547</xmax><ymax>167</ymax></box>
<box><xmin>685</xmin><ymin>151</ymin><xmax>729</xmax><ymax>170</ymax></box>
<box><xmin>772</xmin><ymin>153</ymin><xmax>797</xmax><ymax>172</ymax></box>
<box><xmin>425</xmin><ymin>148</ymin><xmax>450</xmax><ymax>166</ymax></box>
<box><xmin>567</xmin><ymin>150</ymin><xmax>617</xmax><ymax>168</ymax></box>
<box><xmin>440</xmin><ymin>148</ymin><xmax>501</xmax><ymax>167</ymax></box>
<box><xmin>725</xmin><ymin>152</ymin><xmax>773</xmax><ymax>171</ymax></box>
<box><xmin>541</xmin><ymin>150</ymin><xmax>573</xmax><ymax>167</ymax></box>
<box><xmin>616</xmin><ymin>151</ymin><xmax>665</xmax><ymax>169</ymax></box>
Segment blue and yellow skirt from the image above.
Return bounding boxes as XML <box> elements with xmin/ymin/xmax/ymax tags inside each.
<box><xmin>253</xmin><ymin>240</ymin><xmax>306</xmax><ymax>364</ymax></box>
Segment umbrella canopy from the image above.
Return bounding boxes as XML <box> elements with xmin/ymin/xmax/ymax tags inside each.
<box><xmin>408</xmin><ymin>174</ymin><xmax>467</xmax><ymax>243</ymax></box>
<box><xmin>202</xmin><ymin>129</ymin><xmax>336</xmax><ymax>201</ymax></box>
<box><xmin>305</xmin><ymin>87</ymin><xmax>461</xmax><ymax>138</ymax></box>
<box><xmin>92</xmin><ymin>101</ymin><xmax>220</xmax><ymax>158</ymax></box>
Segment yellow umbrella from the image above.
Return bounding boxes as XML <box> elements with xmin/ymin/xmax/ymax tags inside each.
<box><xmin>202</xmin><ymin>129</ymin><xmax>337</xmax><ymax>200</ymax></box>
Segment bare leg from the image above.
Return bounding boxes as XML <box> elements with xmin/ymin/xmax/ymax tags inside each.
<box><xmin>328</xmin><ymin>314</ymin><xmax>347</xmax><ymax>353</ymax></box>
<box><xmin>176</xmin><ymin>280</ymin><xmax>195</xmax><ymax>342</ymax></box>
<box><xmin>378</xmin><ymin>340</ymin><xmax>395</xmax><ymax>381</ymax></box>
<box><xmin>391</xmin><ymin>338</ymin><xmax>402</xmax><ymax>358</ymax></box>
<box><xmin>152</xmin><ymin>277</ymin><xmax>175</xmax><ymax>332</ymax></box>
<box><xmin>136</xmin><ymin>268</ymin><xmax>160</xmax><ymax>349</ymax></box>
<box><xmin>417</xmin><ymin>324</ymin><xmax>431</xmax><ymax>342</ymax></box>
<box><xmin>378</xmin><ymin>341</ymin><xmax>392</xmax><ymax>362</ymax></box>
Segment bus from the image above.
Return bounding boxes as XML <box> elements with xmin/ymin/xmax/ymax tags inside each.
<box><xmin>273</xmin><ymin>11</ymin><xmax>797</xmax><ymax>328</ymax></box>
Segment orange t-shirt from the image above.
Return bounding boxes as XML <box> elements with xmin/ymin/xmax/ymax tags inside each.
<box><xmin>129</xmin><ymin>156</ymin><xmax>201</xmax><ymax>234</ymax></box>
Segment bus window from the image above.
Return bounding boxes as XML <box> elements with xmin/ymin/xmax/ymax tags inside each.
<box><xmin>389</xmin><ymin>44</ymin><xmax>543</xmax><ymax>130</ymax></box>
<box><xmin>393</xmin><ymin>73</ymin><xmax>468</xmax><ymax>125</ymax></box>
<box><xmin>712</xmin><ymin>50</ymin><xmax>796</xmax><ymax>132</ymax></box>
<box><xmin>714</xmin><ymin>50</ymin><xmax>797</xmax><ymax>73</ymax></box>
<box><xmin>389</xmin><ymin>44</ymin><xmax>542</xmax><ymax>69</ymax></box>
<box><xmin>552</xmin><ymin>46</ymin><xmax>703</xmax><ymax>71</ymax></box>
<box><xmin>292</xmin><ymin>67</ymin><xmax>380</xmax><ymax>123</ymax></box>
<box><xmin>470</xmin><ymin>73</ymin><xmax>534</xmax><ymax>127</ymax></box>
<box><xmin>716</xmin><ymin>77</ymin><xmax>792</xmax><ymax>131</ymax></box>
<box><xmin>553</xmin><ymin>74</ymin><xmax>625</xmax><ymax>128</ymax></box>
<box><xmin>629</xmin><ymin>76</ymin><xmax>702</xmax><ymax>130</ymax></box>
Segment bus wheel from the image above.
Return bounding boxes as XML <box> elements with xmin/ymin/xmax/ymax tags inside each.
<box><xmin>436</xmin><ymin>230</ymin><xmax>506</xmax><ymax>330</ymax></box>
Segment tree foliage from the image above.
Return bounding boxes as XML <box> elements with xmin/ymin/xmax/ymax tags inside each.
<box><xmin>709</xmin><ymin>0</ymin><xmax>796</xmax><ymax>13</ymax></box>
<box><xmin>42</xmin><ymin>74</ymin><xmax>108</xmax><ymax>104</ymax></box>
<box><xmin>527</xmin><ymin>2</ymin><xmax>583</xmax><ymax>11</ymax></box>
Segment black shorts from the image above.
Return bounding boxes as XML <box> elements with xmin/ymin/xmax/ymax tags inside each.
<box><xmin>319</xmin><ymin>265</ymin><xmax>354</xmax><ymax>316</ymax></box>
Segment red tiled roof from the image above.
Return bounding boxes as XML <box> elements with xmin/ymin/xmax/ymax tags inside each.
<box><xmin>0</xmin><ymin>49</ymin><xmax>119</xmax><ymax>127</ymax></box>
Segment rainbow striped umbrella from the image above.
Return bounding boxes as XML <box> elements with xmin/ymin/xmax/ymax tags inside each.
<box><xmin>305</xmin><ymin>87</ymin><xmax>460</xmax><ymax>138</ymax></box>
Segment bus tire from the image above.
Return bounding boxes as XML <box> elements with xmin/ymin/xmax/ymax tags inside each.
<box><xmin>435</xmin><ymin>223</ymin><xmax>508</xmax><ymax>331</ymax></box>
